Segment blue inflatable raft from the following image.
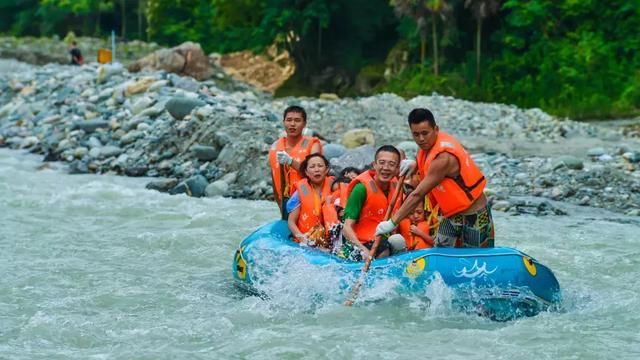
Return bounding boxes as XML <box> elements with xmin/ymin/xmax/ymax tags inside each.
<box><xmin>232</xmin><ymin>220</ymin><xmax>561</xmax><ymax>320</ymax></box>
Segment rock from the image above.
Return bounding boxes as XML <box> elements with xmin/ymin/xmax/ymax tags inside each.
<box><xmin>323</xmin><ymin>143</ymin><xmax>347</xmax><ymax>160</ymax></box>
<box><xmin>173</xmin><ymin>174</ymin><xmax>209</xmax><ymax>198</ymax></box>
<box><xmin>626</xmin><ymin>209</ymin><xmax>640</xmax><ymax>216</ymax></box>
<box><xmin>319</xmin><ymin>93</ymin><xmax>339</xmax><ymax>101</ymax></box>
<box><xmin>128</xmin><ymin>42</ymin><xmax>212</xmax><ymax>80</ymax></box>
<box><xmin>205</xmin><ymin>180</ymin><xmax>229</xmax><ymax>197</ymax></box>
<box><xmin>578</xmin><ymin>196</ymin><xmax>591</xmax><ymax>206</ymax></box>
<box><xmin>622</xmin><ymin>151</ymin><xmax>640</xmax><ymax>163</ymax></box>
<box><xmin>68</xmin><ymin>160</ymin><xmax>89</xmax><ymax>174</ymax></box>
<box><xmin>146</xmin><ymin>178</ymin><xmax>179</xmax><ymax>192</ymax></box>
<box><xmin>341</xmin><ymin>128</ymin><xmax>375</xmax><ymax>149</ymax></box>
<box><xmin>492</xmin><ymin>200</ymin><xmax>511</xmax><ymax>212</ymax></box>
<box><xmin>96</xmin><ymin>63</ymin><xmax>124</xmax><ymax>84</ymax></box>
<box><xmin>597</xmin><ymin>154</ymin><xmax>613</xmax><ymax>162</ymax></box>
<box><xmin>130</xmin><ymin>96</ymin><xmax>154</xmax><ymax>115</ymax></box>
<box><xmin>330</xmin><ymin>145</ymin><xmax>375</xmax><ymax>172</ymax></box>
<box><xmin>99</xmin><ymin>146</ymin><xmax>123</xmax><ymax>158</ymax></box>
<box><xmin>124</xmin><ymin>165</ymin><xmax>148</xmax><ymax>177</ymax></box>
<box><xmin>191</xmin><ymin>144</ymin><xmax>219</xmax><ymax>161</ymax></box>
<box><xmin>120</xmin><ymin>130</ymin><xmax>144</xmax><ymax>145</ymax></box>
<box><xmin>396</xmin><ymin>141</ymin><xmax>419</xmax><ymax>159</ymax></box>
<box><xmin>587</xmin><ymin>147</ymin><xmax>606</xmax><ymax>157</ymax></box>
<box><xmin>221</xmin><ymin>171</ymin><xmax>238</xmax><ymax>184</ymax></box>
<box><xmin>73</xmin><ymin>119</ymin><xmax>109</xmax><ymax>133</ymax></box>
<box><xmin>74</xmin><ymin>147</ymin><xmax>88</xmax><ymax>158</ymax></box>
<box><xmin>553</xmin><ymin>155</ymin><xmax>583</xmax><ymax>170</ymax></box>
<box><xmin>126</xmin><ymin>77</ymin><xmax>156</xmax><ymax>95</ymax></box>
<box><xmin>20</xmin><ymin>136</ymin><xmax>39</xmax><ymax>149</ymax></box>
<box><xmin>165</xmin><ymin>97</ymin><xmax>205</xmax><ymax>120</ymax></box>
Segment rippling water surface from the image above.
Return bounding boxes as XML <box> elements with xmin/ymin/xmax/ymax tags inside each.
<box><xmin>1</xmin><ymin>149</ymin><xmax>639</xmax><ymax>359</ymax></box>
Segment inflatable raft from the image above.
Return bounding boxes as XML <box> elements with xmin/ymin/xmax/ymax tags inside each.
<box><xmin>232</xmin><ymin>220</ymin><xmax>561</xmax><ymax>320</ymax></box>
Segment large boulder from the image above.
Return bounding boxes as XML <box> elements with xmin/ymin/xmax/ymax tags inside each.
<box><xmin>128</xmin><ymin>42</ymin><xmax>212</xmax><ymax>80</ymax></box>
<box><xmin>341</xmin><ymin>128</ymin><xmax>375</xmax><ymax>149</ymax></box>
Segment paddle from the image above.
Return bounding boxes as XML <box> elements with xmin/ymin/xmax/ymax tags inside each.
<box><xmin>344</xmin><ymin>174</ymin><xmax>406</xmax><ymax>306</ymax></box>
<box><xmin>279</xmin><ymin>164</ymin><xmax>288</xmax><ymax>220</ymax></box>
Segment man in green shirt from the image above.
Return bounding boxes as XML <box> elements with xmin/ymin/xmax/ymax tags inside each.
<box><xmin>340</xmin><ymin>145</ymin><xmax>402</xmax><ymax>261</ymax></box>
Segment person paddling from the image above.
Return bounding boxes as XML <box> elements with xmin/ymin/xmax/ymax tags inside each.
<box><xmin>268</xmin><ymin>106</ymin><xmax>323</xmax><ymax>218</ymax></box>
<box><xmin>340</xmin><ymin>145</ymin><xmax>403</xmax><ymax>260</ymax></box>
<box><xmin>286</xmin><ymin>154</ymin><xmax>340</xmax><ymax>251</ymax></box>
<box><xmin>376</xmin><ymin>108</ymin><xmax>494</xmax><ymax>248</ymax></box>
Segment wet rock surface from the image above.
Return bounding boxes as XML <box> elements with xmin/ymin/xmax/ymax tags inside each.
<box><xmin>1</xmin><ymin>59</ymin><xmax>639</xmax><ymax>217</ymax></box>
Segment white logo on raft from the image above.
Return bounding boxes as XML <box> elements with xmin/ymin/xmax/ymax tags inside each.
<box><xmin>453</xmin><ymin>260</ymin><xmax>497</xmax><ymax>278</ymax></box>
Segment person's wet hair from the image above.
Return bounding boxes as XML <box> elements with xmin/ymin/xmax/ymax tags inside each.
<box><xmin>300</xmin><ymin>153</ymin><xmax>329</xmax><ymax>178</ymax></box>
<box><xmin>283</xmin><ymin>105</ymin><xmax>307</xmax><ymax>122</ymax></box>
<box><xmin>340</xmin><ymin>167</ymin><xmax>360</xmax><ymax>178</ymax></box>
<box><xmin>408</xmin><ymin>108</ymin><xmax>436</xmax><ymax>127</ymax></box>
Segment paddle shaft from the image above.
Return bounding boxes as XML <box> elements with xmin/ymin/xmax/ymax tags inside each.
<box><xmin>279</xmin><ymin>164</ymin><xmax>288</xmax><ymax>220</ymax></box>
<box><xmin>345</xmin><ymin>175</ymin><xmax>405</xmax><ymax>306</ymax></box>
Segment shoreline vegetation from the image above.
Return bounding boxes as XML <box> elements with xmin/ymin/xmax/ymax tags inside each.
<box><xmin>1</xmin><ymin>58</ymin><xmax>639</xmax><ymax>218</ymax></box>
<box><xmin>1</xmin><ymin>0</ymin><xmax>639</xmax><ymax>120</ymax></box>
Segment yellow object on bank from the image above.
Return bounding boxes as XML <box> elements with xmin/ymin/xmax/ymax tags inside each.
<box><xmin>97</xmin><ymin>49</ymin><xmax>112</xmax><ymax>64</ymax></box>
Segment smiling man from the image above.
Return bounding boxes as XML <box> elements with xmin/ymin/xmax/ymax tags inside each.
<box><xmin>268</xmin><ymin>105</ymin><xmax>323</xmax><ymax>217</ymax></box>
<box><xmin>340</xmin><ymin>145</ymin><xmax>402</xmax><ymax>260</ymax></box>
<box><xmin>376</xmin><ymin>108</ymin><xmax>494</xmax><ymax>248</ymax></box>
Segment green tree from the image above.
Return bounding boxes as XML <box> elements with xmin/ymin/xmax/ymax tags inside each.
<box><xmin>464</xmin><ymin>0</ymin><xmax>500</xmax><ymax>84</ymax></box>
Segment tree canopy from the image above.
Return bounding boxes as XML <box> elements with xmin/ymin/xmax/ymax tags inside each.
<box><xmin>0</xmin><ymin>0</ymin><xmax>639</xmax><ymax>119</ymax></box>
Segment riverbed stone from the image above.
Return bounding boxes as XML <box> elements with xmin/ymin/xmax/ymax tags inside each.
<box><xmin>191</xmin><ymin>144</ymin><xmax>219</xmax><ymax>161</ymax></box>
<box><xmin>553</xmin><ymin>155</ymin><xmax>583</xmax><ymax>170</ymax></box>
<box><xmin>323</xmin><ymin>143</ymin><xmax>347</xmax><ymax>160</ymax></box>
<box><xmin>205</xmin><ymin>180</ymin><xmax>229</xmax><ymax>197</ymax></box>
<box><xmin>165</xmin><ymin>97</ymin><xmax>205</xmax><ymax>120</ymax></box>
<box><xmin>341</xmin><ymin>128</ymin><xmax>375</xmax><ymax>149</ymax></box>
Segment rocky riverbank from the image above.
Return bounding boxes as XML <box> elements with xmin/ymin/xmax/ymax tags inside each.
<box><xmin>1</xmin><ymin>59</ymin><xmax>639</xmax><ymax>216</ymax></box>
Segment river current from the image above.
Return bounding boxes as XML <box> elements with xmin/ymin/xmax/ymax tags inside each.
<box><xmin>1</xmin><ymin>148</ymin><xmax>639</xmax><ymax>359</ymax></box>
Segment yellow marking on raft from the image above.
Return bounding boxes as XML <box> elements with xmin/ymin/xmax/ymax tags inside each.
<box><xmin>405</xmin><ymin>257</ymin><xmax>427</xmax><ymax>278</ymax></box>
<box><xmin>523</xmin><ymin>256</ymin><xmax>537</xmax><ymax>276</ymax></box>
<box><xmin>235</xmin><ymin>247</ymin><xmax>247</xmax><ymax>280</ymax></box>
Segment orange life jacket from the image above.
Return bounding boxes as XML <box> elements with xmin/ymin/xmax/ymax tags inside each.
<box><xmin>332</xmin><ymin>182</ymin><xmax>349</xmax><ymax>209</ymax></box>
<box><xmin>294</xmin><ymin>178</ymin><xmax>338</xmax><ymax>248</ymax></box>
<box><xmin>416</xmin><ymin>131</ymin><xmax>486</xmax><ymax>218</ymax></box>
<box><xmin>268</xmin><ymin>136</ymin><xmax>323</xmax><ymax>201</ymax></box>
<box><xmin>346</xmin><ymin>170</ymin><xmax>400</xmax><ymax>243</ymax></box>
<box><xmin>398</xmin><ymin>219</ymin><xmax>432</xmax><ymax>250</ymax></box>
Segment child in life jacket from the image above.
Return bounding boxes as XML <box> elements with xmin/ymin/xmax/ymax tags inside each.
<box><xmin>388</xmin><ymin>199</ymin><xmax>436</xmax><ymax>253</ymax></box>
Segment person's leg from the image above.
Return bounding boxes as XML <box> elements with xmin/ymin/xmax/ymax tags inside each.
<box><xmin>460</xmin><ymin>204</ymin><xmax>495</xmax><ymax>248</ymax></box>
<box><xmin>434</xmin><ymin>214</ymin><xmax>463</xmax><ymax>247</ymax></box>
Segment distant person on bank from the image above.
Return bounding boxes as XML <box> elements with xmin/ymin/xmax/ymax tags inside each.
<box><xmin>69</xmin><ymin>41</ymin><xmax>83</xmax><ymax>66</ymax></box>
<box><xmin>268</xmin><ymin>105</ymin><xmax>323</xmax><ymax>217</ymax></box>
<box><xmin>376</xmin><ymin>108</ymin><xmax>494</xmax><ymax>248</ymax></box>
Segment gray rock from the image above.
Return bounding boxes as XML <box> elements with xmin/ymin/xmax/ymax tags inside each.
<box><xmin>124</xmin><ymin>165</ymin><xmax>148</xmax><ymax>177</ymax></box>
<box><xmin>396</xmin><ymin>141</ymin><xmax>419</xmax><ymax>159</ymax></box>
<box><xmin>323</xmin><ymin>143</ymin><xmax>347</xmax><ymax>160</ymax></box>
<box><xmin>100</xmin><ymin>146</ymin><xmax>123</xmax><ymax>158</ymax></box>
<box><xmin>120</xmin><ymin>130</ymin><xmax>144</xmax><ymax>145</ymax></box>
<box><xmin>221</xmin><ymin>171</ymin><xmax>238</xmax><ymax>184</ymax></box>
<box><xmin>191</xmin><ymin>144</ymin><xmax>219</xmax><ymax>161</ymax></box>
<box><xmin>626</xmin><ymin>209</ymin><xmax>640</xmax><ymax>216</ymax></box>
<box><xmin>205</xmin><ymin>180</ymin><xmax>229</xmax><ymax>197</ymax></box>
<box><xmin>68</xmin><ymin>160</ymin><xmax>89</xmax><ymax>174</ymax></box>
<box><xmin>553</xmin><ymin>155</ymin><xmax>583</xmax><ymax>170</ymax></box>
<box><xmin>131</xmin><ymin>96</ymin><xmax>154</xmax><ymax>115</ymax></box>
<box><xmin>330</xmin><ymin>145</ymin><xmax>375</xmax><ymax>172</ymax></box>
<box><xmin>165</xmin><ymin>97</ymin><xmax>206</xmax><ymax>120</ymax></box>
<box><xmin>73</xmin><ymin>119</ymin><xmax>109</xmax><ymax>133</ymax></box>
<box><xmin>186</xmin><ymin>174</ymin><xmax>209</xmax><ymax>197</ymax></box>
<box><xmin>73</xmin><ymin>147</ymin><xmax>88</xmax><ymax>158</ymax></box>
<box><xmin>146</xmin><ymin>178</ymin><xmax>178</xmax><ymax>192</ymax></box>
<box><xmin>587</xmin><ymin>147</ymin><xmax>606</xmax><ymax>157</ymax></box>
<box><xmin>622</xmin><ymin>151</ymin><xmax>640</xmax><ymax>163</ymax></box>
<box><xmin>492</xmin><ymin>200</ymin><xmax>511</xmax><ymax>212</ymax></box>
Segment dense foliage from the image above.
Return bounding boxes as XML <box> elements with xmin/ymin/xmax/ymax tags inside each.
<box><xmin>1</xmin><ymin>0</ymin><xmax>639</xmax><ymax>118</ymax></box>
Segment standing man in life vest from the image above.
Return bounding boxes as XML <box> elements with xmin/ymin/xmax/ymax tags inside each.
<box><xmin>268</xmin><ymin>105</ymin><xmax>323</xmax><ymax>218</ymax></box>
<box><xmin>375</xmin><ymin>108</ymin><xmax>494</xmax><ymax>248</ymax></box>
<box><xmin>340</xmin><ymin>145</ymin><xmax>402</xmax><ymax>260</ymax></box>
